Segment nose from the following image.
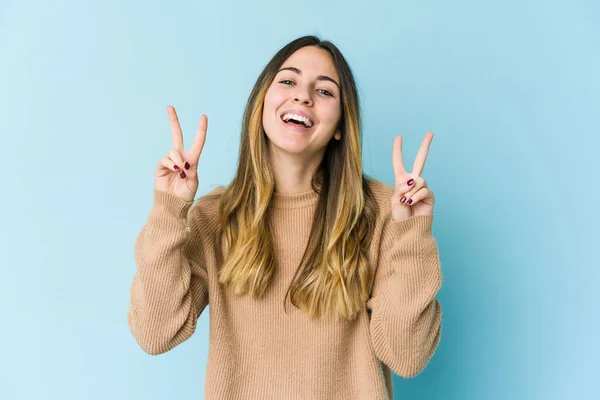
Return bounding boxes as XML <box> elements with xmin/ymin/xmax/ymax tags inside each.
<box><xmin>293</xmin><ymin>86</ymin><xmax>313</xmax><ymax>106</ymax></box>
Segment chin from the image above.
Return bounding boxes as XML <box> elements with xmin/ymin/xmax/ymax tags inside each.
<box><xmin>264</xmin><ymin>122</ymin><xmax>307</xmax><ymax>148</ymax></box>
<box><xmin>267</xmin><ymin>134</ymin><xmax>310</xmax><ymax>155</ymax></box>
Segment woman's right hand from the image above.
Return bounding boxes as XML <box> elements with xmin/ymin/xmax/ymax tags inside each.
<box><xmin>154</xmin><ymin>106</ymin><xmax>208</xmax><ymax>202</ymax></box>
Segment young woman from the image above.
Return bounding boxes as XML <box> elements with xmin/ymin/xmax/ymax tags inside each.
<box><xmin>128</xmin><ymin>35</ymin><xmax>442</xmax><ymax>400</ymax></box>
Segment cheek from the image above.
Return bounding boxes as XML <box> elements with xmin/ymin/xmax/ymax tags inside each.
<box><xmin>264</xmin><ymin>86</ymin><xmax>284</xmax><ymax>110</ymax></box>
<box><xmin>262</xmin><ymin>88</ymin><xmax>283</xmax><ymax>131</ymax></box>
<box><xmin>320</xmin><ymin>102</ymin><xmax>342</xmax><ymax>125</ymax></box>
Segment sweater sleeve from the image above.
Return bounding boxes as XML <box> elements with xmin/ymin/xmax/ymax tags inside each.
<box><xmin>366</xmin><ymin>213</ymin><xmax>442</xmax><ymax>378</ymax></box>
<box><xmin>127</xmin><ymin>189</ymin><xmax>210</xmax><ymax>355</ymax></box>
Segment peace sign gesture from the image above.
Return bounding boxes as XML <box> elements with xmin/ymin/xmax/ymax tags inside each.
<box><xmin>390</xmin><ymin>132</ymin><xmax>435</xmax><ymax>221</ymax></box>
<box><xmin>154</xmin><ymin>106</ymin><xmax>208</xmax><ymax>202</ymax></box>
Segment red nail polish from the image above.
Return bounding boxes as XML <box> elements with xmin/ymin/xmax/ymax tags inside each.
<box><xmin>174</xmin><ymin>165</ymin><xmax>180</xmax><ymax>170</ymax></box>
<box><xmin>407</xmin><ymin>179</ymin><xmax>414</xmax><ymax>186</ymax></box>
<box><xmin>407</xmin><ymin>199</ymin><xmax>413</xmax><ymax>205</ymax></box>
<box><xmin>180</xmin><ymin>171</ymin><xmax>186</xmax><ymax>179</ymax></box>
<box><xmin>184</xmin><ymin>162</ymin><xmax>190</xmax><ymax>170</ymax></box>
<box><xmin>400</xmin><ymin>196</ymin><xmax>406</xmax><ymax>203</ymax></box>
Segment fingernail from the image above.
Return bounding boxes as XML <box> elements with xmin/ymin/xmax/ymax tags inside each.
<box><xmin>400</xmin><ymin>196</ymin><xmax>406</xmax><ymax>203</ymax></box>
<box><xmin>407</xmin><ymin>199</ymin><xmax>413</xmax><ymax>205</ymax></box>
<box><xmin>184</xmin><ymin>162</ymin><xmax>190</xmax><ymax>170</ymax></box>
<box><xmin>180</xmin><ymin>171</ymin><xmax>186</xmax><ymax>179</ymax></box>
<box><xmin>174</xmin><ymin>165</ymin><xmax>180</xmax><ymax>170</ymax></box>
<box><xmin>407</xmin><ymin>179</ymin><xmax>414</xmax><ymax>186</ymax></box>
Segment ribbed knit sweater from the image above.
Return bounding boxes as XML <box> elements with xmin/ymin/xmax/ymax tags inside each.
<box><xmin>127</xmin><ymin>178</ymin><xmax>442</xmax><ymax>400</ymax></box>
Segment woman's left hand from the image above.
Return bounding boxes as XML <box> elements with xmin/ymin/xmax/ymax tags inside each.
<box><xmin>391</xmin><ymin>132</ymin><xmax>435</xmax><ymax>221</ymax></box>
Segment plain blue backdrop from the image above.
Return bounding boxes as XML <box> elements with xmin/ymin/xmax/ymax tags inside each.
<box><xmin>1</xmin><ymin>0</ymin><xmax>598</xmax><ymax>399</ymax></box>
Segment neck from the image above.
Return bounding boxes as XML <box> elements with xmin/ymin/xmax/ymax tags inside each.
<box><xmin>269</xmin><ymin>145</ymin><xmax>325</xmax><ymax>194</ymax></box>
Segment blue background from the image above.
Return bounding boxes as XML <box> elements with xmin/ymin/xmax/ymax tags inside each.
<box><xmin>1</xmin><ymin>0</ymin><xmax>598</xmax><ymax>399</ymax></box>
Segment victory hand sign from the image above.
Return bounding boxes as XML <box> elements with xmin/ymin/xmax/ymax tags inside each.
<box><xmin>391</xmin><ymin>132</ymin><xmax>435</xmax><ymax>221</ymax></box>
<box><xmin>154</xmin><ymin>106</ymin><xmax>208</xmax><ymax>202</ymax></box>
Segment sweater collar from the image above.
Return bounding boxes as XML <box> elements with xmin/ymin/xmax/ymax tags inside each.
<box><xmin>271</xmin><ymin>189</ymin><xmax>319</xmax><ymax>209</ymax></box>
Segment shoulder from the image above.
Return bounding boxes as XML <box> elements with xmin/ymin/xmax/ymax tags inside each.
<box><xmin>188</xmin><ymin>185</ymin><xmax>226</xmax><ymax>234</ymax></box>
<box><xmin>365</xmin><ymin>177</ymin><xmax>395</xmax><ymax>200</ymax></box>
<box><xmin>193</xmin><ymin>185</ymin><xmax>226</xmax><ymax>208</ymax></box>
<box><xmin>365</xmin><ymin>177</ymin><xmax>394</xmax><ymax>217</ymax></box>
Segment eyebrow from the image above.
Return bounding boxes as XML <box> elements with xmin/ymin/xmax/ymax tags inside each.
<box><xmin>277</xmin><ymin>67</ymin><xmax>340</xmax><ymax>90</ymax></box>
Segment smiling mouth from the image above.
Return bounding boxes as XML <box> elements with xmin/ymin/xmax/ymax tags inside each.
<box><xmin>285</xmin><ymin>118</ymin><xmax>307</xmax><ymax>126</ymax></box>
<box><xmin>280</xmin><ymin>112</ymin><xmax>315</xmax><ymax>128</ymax></box>
<box><xmin>280</xmin><ymin>117</ymin><xmax>315</xmax><ymax>132</ymax></box>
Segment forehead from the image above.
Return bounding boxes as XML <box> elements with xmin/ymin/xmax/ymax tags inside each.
<box><xmin>280</xmin><ymin>46</ymin><xmax>339</xmax><ymax>81</ymax></box>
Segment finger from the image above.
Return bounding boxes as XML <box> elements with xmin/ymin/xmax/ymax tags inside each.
<box><xmin>399</xmin><ymin>176</ymin><xmax>426</xmax><ymax>198</ymax></box>
<box><xmin>168</xmin><ymin>148</ymin><xmax>185</xmax><ymax>169</ymax></box>
<box><xmin>395</xmin><ymin>176</ymin><xmax>426</xmax><ymax>205</ymax></box>
<box><xmin>157</xmin><ymin>157</ymin><xmax>182</xmax><ymax>174</ymax></box>
<box><xmin>167</xmin><ymin>105</ymin><xmax>184</xmax><ymax>151</ymax></box>
<box><xmin>412</xmin><ymin>132</ymin><xmax>433</xmax><ymax>176</ymax></box>
<box><xmin>392</xmin><ymin>136</ymin><xmax>406</xmax><ymax>184</ymax></box>
<box><xmin>404</xmin><ymin>178</ymin><xmax>427</xmax><ymax>204</ymax></box>
<box><xmin>190</xmin><ymin>114</ymin><xmax>208</xmax><ymax>161</ymax></box>
<box><xmin>159</xmin><ymin>156</ymin><xmax>188</xmax><ymax>179</ymax></box>
<box><xmin>406</xmin><ymin>187</ymin><xmax>434</xmax><ymax>206</ymax></box>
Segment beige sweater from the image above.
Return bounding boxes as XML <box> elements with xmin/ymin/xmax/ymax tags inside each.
<box><xmin>127</xmin><ymin>178</ymin><xmax>442</xmax><ymax>400</ymax></box>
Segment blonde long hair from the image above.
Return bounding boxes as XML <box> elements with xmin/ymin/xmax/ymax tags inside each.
<box><xmin>217</xmin><ymin>35</ymin><xmax>378</xmax><ymax>321</ymax></box>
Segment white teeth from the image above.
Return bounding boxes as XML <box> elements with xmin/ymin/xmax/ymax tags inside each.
<box><xmin>282</xmin><ymin>113</ymin><xmax>313</xmax><ymax>127</ymax></box>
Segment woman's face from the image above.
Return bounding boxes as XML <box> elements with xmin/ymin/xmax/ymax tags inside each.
<box><xmin>262</xmin><ymin>46</ymin><xmax>342</xmax><ymax>157</ymax></box>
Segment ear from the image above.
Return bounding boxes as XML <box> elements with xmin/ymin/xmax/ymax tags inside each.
<box><xmin>334</xmin><ymin>131</ymin><xmax>341</xmax><ymax>140</ymax></box>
